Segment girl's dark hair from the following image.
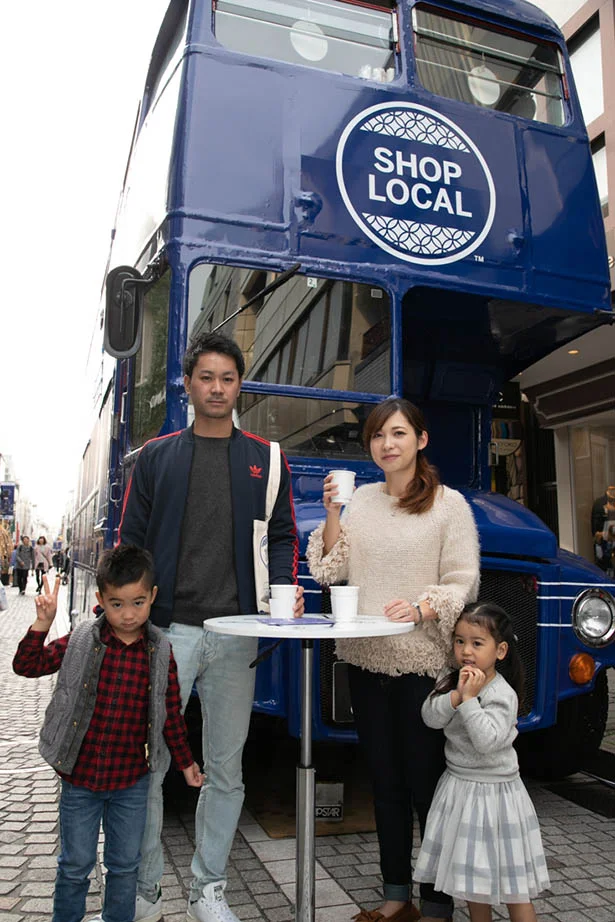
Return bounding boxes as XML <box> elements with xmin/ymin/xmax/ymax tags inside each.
<box><xmin>433</xmin><ymin>602</ymin><xmax>526</xmax><ymax>710</ymax></box>
<box><xmin>362</xmin><ymin>398</ymin><xmax>440</xmax><ymax>515</ymax></box>
<box><xmin>37</xmin><ymin>536</ymin><xmax>46</xmax><ymax>544</ymax></box>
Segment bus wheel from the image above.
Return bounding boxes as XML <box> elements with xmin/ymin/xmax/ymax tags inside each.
<box><xmin>517</xmin><ymin>669</ymin><xmax>609</xmax><ymax>781</ymax></box>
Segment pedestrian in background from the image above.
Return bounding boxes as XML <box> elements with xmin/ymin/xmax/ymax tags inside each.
<box><xmin>12</xmin><ymin>546</ymin><xmax>203</xmax><ymax>922</ymax></box>
<box><xmin>15</xmin><ymin>536</ymin><xmax>34</xmax><ymax>595</ymax></box>
<box><xmin>10</xmin><ymin>544</ymin><xmax>18</xmax><ymax>587</ymax></box>
<box><xmin>34</xmin><ymin>536</ymin><xmax>54</xmax><ymax>594</ymax></box>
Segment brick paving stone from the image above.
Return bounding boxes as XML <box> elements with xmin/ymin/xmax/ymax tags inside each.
<box><xmin>255</xmin><ymin>892</ymin><xmax>289</xmax><ymax>909</ymax></box>
<box><xmin>0</xmin><ymin>858</ymin><xmax>27</xmax><ymax>869</ymax></box>
<box><xmin>247</xmin><ymin>880</ymin><xmax>279</xmax><ymax>895</ymax></box>
<box><xmin>242</xmin><ymin>868</ymin><xmax>272</xmax><ymax>883</ymax></box>
<box><xmin>227</xmin><ymin>888</ymin><xmax>252</xmax><ymax>905</ymax></box>
<box><xmin>0</xmin><ymin>833</ymin><xmax>25</xmax><ymax>846</ymax></box>
<box><xmin>22</xmin><ymin>844</ymin><xmax>57</xmax><ymax>856</ymax></box>
<box><xmin>26</xmin><ymin>857</ymin><xmax>57</xmax><ymax>869</ymax></box>
<box><xmin>19</xmin><ymin>897</ymin><xmax>55</xmax><ymax>912</ymax></box>
<box><xmin>0</xmin><ymin>880</ymin><xmax>19</xmax><ymax>896</ymax></box>
<box><xmin>23</xmin><ymin>869</ymin><xmax>56</xmax><ymax>883</ymax></box>
<box><xmin>356</xmin><ymin>862</ymin><xmax>382</xmax><ymax>876</ymax></box>
<box><xmin>263</xmin><ymin>907</ymin><xmax>295</xmax><ymax>922</ymax></box>
<box><xmin>231</xmin><ymin>905</ymin><xmax>264</xmax><ymax>919</ymax></box>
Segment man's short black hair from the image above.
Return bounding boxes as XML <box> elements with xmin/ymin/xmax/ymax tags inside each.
<box><xmin>96</xmin><ymin>545</ymin><xmax>155</xmax><ymax>593</ymax></box>
<box><xmin>182</xmin><ymin>331</ymin><xmax>245</xmax><ymax>379</ymax></box>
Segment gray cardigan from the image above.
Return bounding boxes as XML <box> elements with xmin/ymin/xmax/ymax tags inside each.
<box><xmin>15</xmin><ymin>544</ymin><xmax>35</xmax><ymax>569</ymax></box>
<box><xmin>421</xmin><ymin>672</ymin><xmax>520</xmax><ymax>782</ymax></box>
<box><xmin>39</xmin><ymin>615</ymin><xmax>170</xmax><ymax>774</ymax></box>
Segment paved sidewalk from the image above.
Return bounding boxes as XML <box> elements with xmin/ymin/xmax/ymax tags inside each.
<box><xmin>1</xmin><ymin>583</ymin><xmax>614</xmax><ymax>922</ymax></box>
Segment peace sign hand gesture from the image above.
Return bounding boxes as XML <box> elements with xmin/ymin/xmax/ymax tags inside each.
<box><xmin>32</xmin><ymin>574</ymin><xmax>61</xmax><ymax>632</ymax></box>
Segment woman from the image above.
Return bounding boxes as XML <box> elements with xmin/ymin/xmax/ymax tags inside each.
<box><xmin>34</xmin><ymin>536</ymin><xmax>54</xmax><ymax>594</ymax></box>
<box><xmin>306</xmin><ymin>398</ymin><xmax>480</xmax><ymax>922</ymax></box>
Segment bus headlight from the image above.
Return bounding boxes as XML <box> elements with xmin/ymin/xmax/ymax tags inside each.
<box><xmin>572</xmin><ymin>588</ymin><xmax>615</xmax><ymax>647</ymax></box>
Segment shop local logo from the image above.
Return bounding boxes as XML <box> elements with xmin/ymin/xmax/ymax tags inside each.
<box><xmin>336</xmin><ymin>102</ymin><xmax>495</xmax><ymax>266</ymax></box>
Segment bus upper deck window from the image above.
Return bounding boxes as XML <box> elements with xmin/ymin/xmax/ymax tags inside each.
<box><xmin>413</xmin><ymin>5</ymin><xmax>566</xmax><ymax>127</ymax></box>
<box><xmin>214</xmin><ymin>0</ymin><xmax>397</xmax><ymax>81</ymax></box>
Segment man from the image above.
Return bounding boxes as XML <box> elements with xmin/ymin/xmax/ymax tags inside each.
<box><xmin>119</xmin><ymin>331</ymin><xmax>302</xmax><ymax>922</ymax></box>
<box><xmin>592</xmin><ymin>486</ymin><xmax>615</xmax><ymax>572</ymax></box>
<box><xmin>15</xmin><ymin>535</ymin><xmax>34</xmax><ymax>594</ymax></box>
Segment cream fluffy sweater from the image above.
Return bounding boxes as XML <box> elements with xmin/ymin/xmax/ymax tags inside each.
<box><xmin>306</xmin><ymin>482</ymin><xmax>480</xmax><ymax>677</ymax></box>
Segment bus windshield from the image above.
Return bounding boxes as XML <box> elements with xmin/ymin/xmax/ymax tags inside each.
<box><xmin>188</xmin><ymin>262</ymin><xmax>391</xmax><ymax>454</ymax></box>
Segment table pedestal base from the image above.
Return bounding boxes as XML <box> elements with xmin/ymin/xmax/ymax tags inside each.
<box><xmin>296</xmin><ymin>766</ymin><xmax>315</xmax><ymax>922</ymax></box>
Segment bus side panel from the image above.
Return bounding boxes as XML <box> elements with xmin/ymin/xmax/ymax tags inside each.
<box><xmin>180</xmin><ymin>57</ymin><xmax>287</xmax><ymax>230</ymax></box>
<box><xmin>523</xmin><ymin>129</ymin><xmax>610</xmax><ymax>309</ymax></box>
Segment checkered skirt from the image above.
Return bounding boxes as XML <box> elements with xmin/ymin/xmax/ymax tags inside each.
<box><xmin>414</xmin><ymin>770</ymin><xmax>550</xmax><ymax>905</ymax></box>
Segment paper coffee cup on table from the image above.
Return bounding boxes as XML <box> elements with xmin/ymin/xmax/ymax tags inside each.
<box><xmin>270</xmin><ymin>584</ymin><xmax>296</xmax><ymax>619</ymax></box>
<box><xmin>330</xmin><ymin>585</ymin><xmax>359</xmax><ymax>621</ymax></box>
<box><xmin>330</xmin><ymin>470</ymin><xmax>355</xmax><ymax>505</ymax></box>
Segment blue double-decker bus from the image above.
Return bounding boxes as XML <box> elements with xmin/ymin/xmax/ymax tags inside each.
<box><xmin>71</xmin><ymin>0</ymin><xmax>615</xmax><ymax>778</ymax></box>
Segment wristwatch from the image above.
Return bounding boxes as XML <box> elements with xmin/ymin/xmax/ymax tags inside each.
<box><xmin>411</xmin><ymin>601</ymin><xmax>423</xmax><ymax>624</ymax></box>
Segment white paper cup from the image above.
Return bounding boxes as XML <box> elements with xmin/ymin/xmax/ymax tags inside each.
<box><xmin>330</xmin><ymin>585</ymin><xmax>359</xmax><ymax>621</ymax></box>
<box><xmin>330</xmin><ymin>470</ymin><xmax>355</xmax><ymax>505</ymax></box>
<box><xmin>269</xmin><ymin>597</ymin><xmax>295</xmax><ymax>620</ymax></box>
<box><xmin>270</xmin><ymin>585</ymin><xmax>296</xmax><ymax>619</ymax></box>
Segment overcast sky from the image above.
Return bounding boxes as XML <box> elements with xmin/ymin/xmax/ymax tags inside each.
<box><xmin>1</xmin><ymin>1</ymin><xmax>168</xmax><ymax>533</ymax></box>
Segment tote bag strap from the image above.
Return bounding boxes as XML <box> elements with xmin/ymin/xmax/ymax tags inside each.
<box><xmin>265</xmin><ymin>442</ymin><xmax>281</xmax><ymax>520</ymax></box>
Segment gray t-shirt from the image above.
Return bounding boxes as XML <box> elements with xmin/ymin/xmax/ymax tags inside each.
<box><xmin>173</xmin><ymin>435</ymin><xmax>239</xmax><ymax>625</ymax></box>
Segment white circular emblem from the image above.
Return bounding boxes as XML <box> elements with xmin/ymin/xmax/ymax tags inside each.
<box><xmin>336</xmin><ymin>102</ymin><xmax>496</xmax><ymax>266</ymax></box>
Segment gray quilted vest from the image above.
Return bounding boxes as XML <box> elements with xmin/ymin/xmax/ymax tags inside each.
<box><xmin>39</xmin><ymin>615</ymin><xmax>171</xmax><ymax>775</ymax></box>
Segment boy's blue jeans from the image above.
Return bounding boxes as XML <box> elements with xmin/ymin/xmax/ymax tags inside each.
<box><xmin>53</xmin><ymin>774</ymin><xmax>149</xmax><ymax>922</ymax></box>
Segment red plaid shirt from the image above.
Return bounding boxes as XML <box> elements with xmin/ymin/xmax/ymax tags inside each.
<box><xmin>14</xmin><ymin>621</ymin><xmax>193</xmax><ymax>791</ymax></box>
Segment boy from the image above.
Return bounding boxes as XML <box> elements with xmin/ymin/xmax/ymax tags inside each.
<box><xmin>13</xmin><ymin>545</ymin><xmax>203</xmax><ymax>922</ymax></box>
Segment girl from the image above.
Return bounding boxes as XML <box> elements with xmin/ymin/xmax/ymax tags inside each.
<box><xmin>307</xmin><ymin>397</ymin><xmax>480</xmax><ymax>922</ymax></box>
<box><xmin>414</xmin><ymin>603</ymin><xmax>550</xmax><ymax>922</ymax></box>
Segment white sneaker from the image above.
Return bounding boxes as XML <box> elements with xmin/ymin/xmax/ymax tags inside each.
<box><xmin>186</xmin><ymin>880</ymin><xmax>241</xmax><ymax>922</ymax></box>
<box><xmin>134</xmin><ymin>889</ymin><xmax>163</xmax><ymax>922</ymax></box>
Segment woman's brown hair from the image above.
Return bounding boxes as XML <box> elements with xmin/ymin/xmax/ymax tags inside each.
<box><xmin>363</xmin><ymin>398</ymin><xmax>440</xmax><ymax>515</ymax></box>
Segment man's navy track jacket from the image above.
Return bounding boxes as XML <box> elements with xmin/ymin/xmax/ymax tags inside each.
<box><xmin>118</xmin><ymin>425</ymin><xmax>299</xmax><ymax>627</ymax></box>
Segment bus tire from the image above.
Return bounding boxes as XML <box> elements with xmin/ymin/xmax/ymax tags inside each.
<box><xmin>517</xmin><ymin>669</ymin><xmax>609</xmax><ymax>781</ymax></box>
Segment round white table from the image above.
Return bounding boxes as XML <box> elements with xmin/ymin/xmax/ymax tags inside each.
<box><xmin>204</xmin><ymin>615</ymin><xmax>414</xmax><ymax>922</ymax></box>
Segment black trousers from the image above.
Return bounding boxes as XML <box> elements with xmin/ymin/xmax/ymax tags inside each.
<box><xmin>348</xmin><ymin>665</ymin><xmax>453</xmax><ymax>916</ymax></box>
<box><xmin>15</xmin><ymin>569</ymin><xmax>28</xmax><ymax>592</ymax></box>
<box><xmin>35</xmin><ymin>567</ymin><xmax>45</xmax><ymax>590</ymax></box>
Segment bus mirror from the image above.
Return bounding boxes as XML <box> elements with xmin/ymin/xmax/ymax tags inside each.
<box><xmin>104</xmin><ymin>266</ymin><xmax>144</xmax><ymax>358</ymax></box>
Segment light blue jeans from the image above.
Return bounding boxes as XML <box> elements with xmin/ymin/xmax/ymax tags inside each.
<box><xmin>54</xmin><ymin>774</ymin><xmax>149</xmax><ymax>922</ymax></box>
<box><xmin>137</xmin><ymin>623</ymin><xmax>257</xmax><ymax>903</ymax></box>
